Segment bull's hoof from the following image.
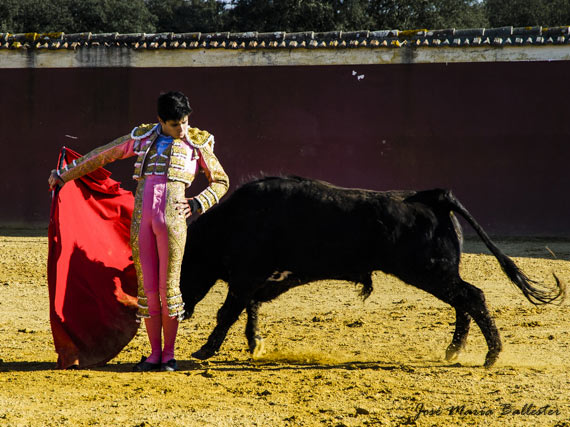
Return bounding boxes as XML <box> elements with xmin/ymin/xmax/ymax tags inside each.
<box><xmin>445</xmin><ymin>343</ymin><xmax>464</xmax><ymax>362</ymax></box>
<box><xmin>192</xmin><ymin>347</ymin><xmax>216</xmax><ymax>360</ymax></box>
<box><xmin>483</xmin><ymin>349</ymin><xmax>501</xmax><ymax>368</ymax></box>
<box><xmin>250</xmin><ymin>337</ymin><xmax>266</xmax><ymax>359</ymax></box>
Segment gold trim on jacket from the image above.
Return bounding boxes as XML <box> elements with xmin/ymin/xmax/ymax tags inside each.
<box><xmin>59</xmin><ymin>123</ymin><xmax>229</xmax><ymax>214</ymax></box>
<box><xmin>131</xmin><ymin>123</ymin><xmax>229</xmax><ymax>213</ymax></box>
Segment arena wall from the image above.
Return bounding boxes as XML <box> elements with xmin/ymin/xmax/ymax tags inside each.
<box><xmin>1</xmin><ymin>30</ymin><xmax>569</xmax><ymax>236</ymax></box>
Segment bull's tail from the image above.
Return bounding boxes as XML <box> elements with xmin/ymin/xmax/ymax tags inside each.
<box><xmin>444</xmin><ymin>191</ymin><xmax>565</xmax><ymax>305</ymax></box>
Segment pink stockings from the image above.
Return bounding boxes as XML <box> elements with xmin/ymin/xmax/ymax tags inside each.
<box><xmin>139</xmin><ymin>176</ymin><xmax>179</xmax><ymax>364</ymax></box>
<box><xmin>143</xmin><ymin>313</ymin><xmax>179</xmax><ymax>364</ymax></box>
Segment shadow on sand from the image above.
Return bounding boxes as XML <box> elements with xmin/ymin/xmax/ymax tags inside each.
<box><xmin>0</xmin><ymin>358</ymin><xmax>470</xmax><ymax>373</ymax></box>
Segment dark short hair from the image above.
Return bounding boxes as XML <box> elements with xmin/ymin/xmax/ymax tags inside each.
<box><xmin>157</xmin><ymin>91</ymin><xmax>192</xmax><ymax>122</ymax></box>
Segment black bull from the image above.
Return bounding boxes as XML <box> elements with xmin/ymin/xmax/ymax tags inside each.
<box><xmin>180</xmin><ymin>176</ymin><xmax>564</xmax><ymax>367</ymax></box>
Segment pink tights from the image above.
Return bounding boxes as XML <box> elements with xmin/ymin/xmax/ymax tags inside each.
<box><xmin>139</xmin><ymin>176</ymin><xmax>179</xmax><ymax>364</ymax></box>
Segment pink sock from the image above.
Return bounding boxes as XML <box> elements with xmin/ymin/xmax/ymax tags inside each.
<box><xmin>144</xmin><ymin>315</ymin><xmax>162</xmax><ymax>364</ymax></box>
<box><xmin>161</xmin><ymin>312</ymin><xmax>179</xmax><ymax>363</ymax></box>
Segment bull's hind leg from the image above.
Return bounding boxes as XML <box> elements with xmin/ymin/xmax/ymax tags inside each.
<box><xmin>192</xmin><ymin>291</ymin><xmax>251</xmax><ymax>360</ymax></box>
<box><xmin>245</xmin><ymin>301</ymin><xmax>265</xmax><ymax>357</ymax></box>
<box><xmin>445</xmin><ymin>310</ymin><xmax>471</xmax><ymax>361</ymax></box>
<box><xmin>416</xmin><ymin>277</ymin><xmax>502</xmax><ymax>367</ymax></box>
<box><xmin>448</xmin><ymin>280</ymin><xmax>501</xmax><ymax>367</ymax></box>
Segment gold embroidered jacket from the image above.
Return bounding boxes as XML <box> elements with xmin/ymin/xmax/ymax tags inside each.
<box><xmin>57</xmin><ymin>123</ymin><xmax>229</xmax><ymax>213</ymax></box>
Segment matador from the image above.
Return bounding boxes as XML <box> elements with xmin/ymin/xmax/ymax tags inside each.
<box><xmin>49</xmin><ymin>91</ymin><xmax>229</xmax><ymax>371</ymax></box>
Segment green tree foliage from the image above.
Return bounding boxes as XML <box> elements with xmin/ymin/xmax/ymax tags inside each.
<box><xmin>486</xmin><ymin>0</ymin><xmax>570</xmax><ymax>27</ymax></box>
<box><xmin>147</xmin><ymin>0</ymin><xmax>225</xmax><ymax>33</ymax></box>
<box><xmin>0</xmin><ymin>0</ymin><xmax>70</xmax><ymax>33</ymax></box>
<box><xmin>226</xmin><ymin>0</ymin><xmax>339</xmax><ymax>32</ymax></box>
<box><xmin>340</xmin><ymin>0</ymin><xmax>378</xmax><ymax>30</ymax></box>
<box><xmin>367</xmin><ymin>0</ymin><xmax>487</xmax><ymax>30</ymax></box>
<box><xmin>0</xmin><ymin>0</ymin><xmax>568</xmax><ymax>35</ymax></box>
<box><xmin>95</xmin><ymin>0</ymin><xmax>156</xmax><ymax>33</ymax></box>
<box><xmin>0</xmin><ymin>0</ymin><xmax>155</xmax><ymax>33</ymax></box>
<box><xmin>224</xmin><ymin>0</ymin><xmax>486</xmax><ymax>32</ymax></box>
<box><xmin>548</xmin><ymin>0</ymin><xmax>570</xmax><ymax>26</ymax></box>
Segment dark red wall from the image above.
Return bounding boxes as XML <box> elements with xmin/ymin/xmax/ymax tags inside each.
<box><xmin>2</xmin><ymin>61</ymin><xmax>569</xmax><ymax>235</ymax></box>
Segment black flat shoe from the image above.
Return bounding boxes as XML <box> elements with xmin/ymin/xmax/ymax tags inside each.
<box><xmin>161</xmin><ymin>359</ymin><xmax>178</xmax><ymax>372</ymax></box>
<box><xmin>133</xmin><ymin>356</ymin><xmax>161</xmax><ymax>372</ymax></box>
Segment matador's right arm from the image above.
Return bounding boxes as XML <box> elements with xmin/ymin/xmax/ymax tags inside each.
<box><xmin>54</xmin><ymin>134</ymin><xmax>138</xmax><ymax>184</ymax></box>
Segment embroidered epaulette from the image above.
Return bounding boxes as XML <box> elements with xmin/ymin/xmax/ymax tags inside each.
<box><xmin>131</xmin><ymin>123</ymin><xmax>158</xmax><ymax>140</ymax></box>
<box><xmin>187</xmin><ymin>127</ymin><xmax>213</xmax><ymax>149</ymax></box>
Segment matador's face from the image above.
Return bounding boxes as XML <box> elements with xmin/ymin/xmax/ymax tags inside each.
<box><xmin>159</xmin><ymin>115</ymin><xmax>189</xmax><ymax>139</ymax></box>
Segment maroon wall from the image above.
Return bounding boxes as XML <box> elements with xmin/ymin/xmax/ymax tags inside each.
<box><xmin>1</xmin><ymin>61</ymin><xmax>569</xmax><ymax>235</ymax></box>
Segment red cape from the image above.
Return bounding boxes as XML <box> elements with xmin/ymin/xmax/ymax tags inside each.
<box><xmin>47</xmin><ymin>147</ymin><xmax>139</xmax><ymax>369</ymax></box>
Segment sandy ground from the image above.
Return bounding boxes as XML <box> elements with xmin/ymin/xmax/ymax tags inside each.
<box><xmin>1</xmin><ymin>230</ymin><xmax>569</xmax><ymax>426</ymax></box>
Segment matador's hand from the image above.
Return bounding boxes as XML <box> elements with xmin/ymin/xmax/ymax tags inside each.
<box><xmin>175</xmin><ymin>198</ymin><xmax>199</xmax><ymax>218</ymax></box>
<box><xmin>48</xmin><ymin>170</ymin><xmax>64</xmax><ymax>190</ymax></box>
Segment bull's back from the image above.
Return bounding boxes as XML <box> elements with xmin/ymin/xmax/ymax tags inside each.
<box><xmin>219</xmin><ymin>179</ymin><xmax>419</xmax><ymax>260</ymax></box>
<box><xmin>189</xmin><ymin>176</ymin><xmax>460</xmax><ymax>277</ymax></box>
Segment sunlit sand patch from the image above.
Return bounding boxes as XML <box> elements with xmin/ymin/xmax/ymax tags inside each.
<box><xmin>2</xmin><ymin>235</ymin><xmax>569</xmax><ymax>426</ymax></box>
<box><xmin>492</xmin><ymin>348</ymin><xmax>566</xmax><ymax>370</ymax></box>
<box><xmin>252</xmin><ymin>349</ymin><xmax>350</xmax><ymax>365</ymax></box>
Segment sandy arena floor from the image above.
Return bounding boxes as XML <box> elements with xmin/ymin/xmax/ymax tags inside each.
<box><xmin>0</xmin><ymin>230</ymin><xmax>569</xmax><ymax>426</ymax></box>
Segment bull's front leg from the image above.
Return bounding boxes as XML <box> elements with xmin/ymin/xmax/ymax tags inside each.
<box><xmin>192</xmin><ymin>291</ymin><xmax>251</xmax><ymax>360</ymax></box>
<box><xmin>245</xmin><ymin>301</ymin><xmax>265</xmax><ymax>357</ymax></box>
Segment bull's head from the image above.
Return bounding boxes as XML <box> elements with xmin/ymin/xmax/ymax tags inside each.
<box><xmin>179</xmin><ymin>252</ymin><xmax>224</xmax><ymax>320</ymax></box>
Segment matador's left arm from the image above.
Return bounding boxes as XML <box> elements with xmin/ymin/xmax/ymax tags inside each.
<box><xmin>193</xmin><ymin>143</ymin><xmax>230</xmax><ymax>214</ymax></box>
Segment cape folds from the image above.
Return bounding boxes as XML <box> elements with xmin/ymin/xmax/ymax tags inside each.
<box><xmin>47</xmin><ymin>147</ymin><xmax>138</xmax><ymax>369</ymax></box>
